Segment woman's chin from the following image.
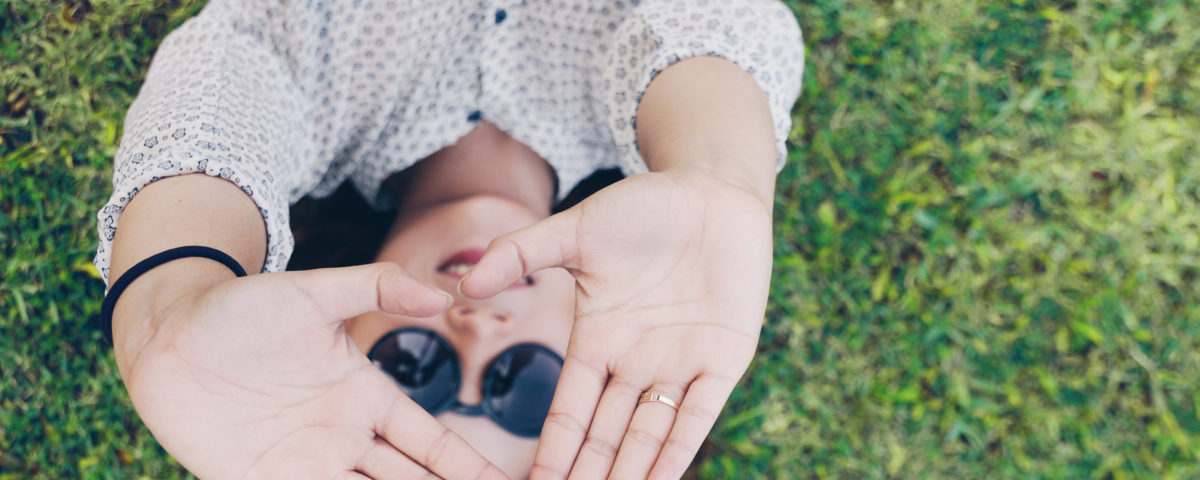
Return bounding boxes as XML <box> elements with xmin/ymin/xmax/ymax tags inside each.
<box><xmin>387</xmin><ymin>193</ymin><xmax>541</xmax><ymax>257</ymax></box>
<box><xmin>436</xmin><ymin>193</ymin><xmax>543</xmax><ymax>234</ymax></box>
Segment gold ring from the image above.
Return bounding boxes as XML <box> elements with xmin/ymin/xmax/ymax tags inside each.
<box><xmin>638</xmin><ymin>392</ymin><xmax>680</xmax><ymax>410</ymax></box>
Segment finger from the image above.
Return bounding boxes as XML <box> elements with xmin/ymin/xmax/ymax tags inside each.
<box><xmin>279</xmin><ymin>262</ymin><xmax>452</xmax><ymax>322</ymax></box>
<box><xmin>608</xmin><ymin>381</ymin><xmax>689</xmax><ymax>480</ymax></box>
<box><xmin>531</xmin><ymin>352</ymin><xmax>609</xmax><ymax>479</ymax></box>
<box><xmin>368</xmin><ymin>371</ymin><xmax>508</xmax><ymax>480</ymax></box>
<box><xmin>646</xmin><ymin>376</ymin><xmax>737</xmax><ymax>480</ymax></box>
<box><xmin>356</xmin><ymin>437</ymin><xmax>437</xmax><ymax>480</ymax></box>
<box><xmin>460</xmin><ymin>208</ymin><xmax>582</xmax><ymax>299</ymax></box>
<box><xmin>565</xmin><ymin>377</ymin><xmax>644</xmax><ymax>480</ymax></box>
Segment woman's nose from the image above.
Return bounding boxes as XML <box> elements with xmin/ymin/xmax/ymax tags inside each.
<box><xmin>445</xmin><ymin>302</ymin><xmax>513</xmax><ymax>406</ymax></box>
<box><xmin>444</xmin><ymin>303</ymin><xmax>512</xmax><ymax>338</ymax></box>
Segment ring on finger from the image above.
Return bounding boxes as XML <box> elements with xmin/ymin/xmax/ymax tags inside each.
<box><xmin>638</xmin><ymin>391</ymin><xmax>680</xmax><ymax>410</ymax></box>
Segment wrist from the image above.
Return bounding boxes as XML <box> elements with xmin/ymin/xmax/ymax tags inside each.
<box><xmin>111</xmin><ymin>258</ymin><xmax>240</xmax><ymax>375</ymax></box>
<box><xmin>657</xmin><ymin>160</ymin><xmax>777</xmax><ymax>211</ymax></box>
<box><xmin>633</xmin><ymin>56</ymin><xmax>779</xmax><ymax>209</ymax></box>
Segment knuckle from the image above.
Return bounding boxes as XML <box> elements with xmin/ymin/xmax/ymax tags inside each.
<box><xmin>646</xmin><ymin>382</ymin><xmax>686</xmax><ymax>401</ymax></box>
<box><xmin>530</xmin><ymin>463</ymin><xmax>568</xmax><ymax>480</ymax></box>
<box><xmin>649</xmin><ymin>460</ymin><xmax>688</xmax><ymax>479</ymax></box>
<box><xmin>378</xmin><ymin>394</ymin><xmax>402</xmax><ymax>438</ymax></box>
<box><xmin>371</xmin><ymin>261</ymin><xmax>404</xmax><ymax>287</ymax></box>
<box><xmin>581</xmin><ymin>435</ymin><xmax>619</xmax><ymax>459</ymax></box>
<box><xmin>677</xmin><ymin>403</ymin><xmax>719</xmax><ymax>424</ymax></box>
<box><xmin>624</xmin><ymin>428</ymin><xmax>665</xmax><ymax>450</ymax></box>
<box><xmin>544</xmin><ymin>410</ymin><xmax>588</xmax><ymax>435</ymax></box>
<box><xmin>424</xmin><ymin>428</ymin><xmax>455</xmax><ymax>469</ymax></box>
<box><xmin>477</xmin><ymin>464</ymin><xmax>508</xmax><ymax>480</ymax></box>
<box><xmin>509</xmin><ymin>240</ymin><xmax>531</xmax><ymax>276</ymax></box>
<box><xmin>661</xmin><ymin>435</ymin><xmax>694</xmax><ymax>457</ymax></box>
<box><xmin>607</xmin><ymin>376</ymin><xmax>643</xmax><ymax>395</ymax></box>
<box><xmin>485</xmin><ymin>235</ymin><xmax>508</xmax><ymax>251</ymax></box>
<box><xmin>654</xmin><ymin>437</ymin><xmax>697</xmax><ymax>472</ymax></box>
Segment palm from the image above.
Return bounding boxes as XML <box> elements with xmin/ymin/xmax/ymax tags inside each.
<box><xmin>566</xmin><ymin>171</ymin><xmax>768</xmax><ymax>382</ymax></box>
<box><xmin>119</xmin><ymin>264</ymin><xmax>506</xmax><ymax>479</ymax></box>
<box><xmin>462</xmin><ymin>170</ymin><xmax>774</xmax><ymax>479</ymax></box>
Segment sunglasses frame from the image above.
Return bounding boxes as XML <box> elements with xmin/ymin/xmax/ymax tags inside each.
<box><xmin>367</xmin><ymin>326</ymin><xmax>564</xmax><ymax>438</ymax></box>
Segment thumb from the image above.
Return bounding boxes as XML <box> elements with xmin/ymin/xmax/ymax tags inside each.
<box><xmin>269</xmin><ymin>262</ymin><xmax>452</xmax><ymax>323</ymax></box>
<box><xmin>460</xmin><ymin>207</ymin><xmax>582</xmax><ymax>299</ymax></box>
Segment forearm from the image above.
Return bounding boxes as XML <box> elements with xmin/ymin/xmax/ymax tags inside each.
<box><xmin>634</xmin><ymin>56</ymin><xmax>779</xmax><ymax>209</ymax></box>
<box><xmin>107</xmin><ymin>173</ymin><xmax>267</xmax><ymax>373</ymax></box>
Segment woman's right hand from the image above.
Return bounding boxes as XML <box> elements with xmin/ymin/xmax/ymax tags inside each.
<box><xmin>111</xmin><ymin>261</ymin><xmax>507</xmax><ymax>480</ymax></box>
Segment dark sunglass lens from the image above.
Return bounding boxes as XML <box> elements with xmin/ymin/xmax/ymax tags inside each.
<box><xmin>370</xmin><ymin>329</ymin><xmax>458</xmax><ymax>413</ymax></box>
<box><xmin>484</xmin><ymin>346</ymin><xmax>562</xmax><ymax>437</ymax></box>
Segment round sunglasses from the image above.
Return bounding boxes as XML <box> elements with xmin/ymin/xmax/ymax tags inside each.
<box><xmin>367</xmin><ymin>327</ymin><xmax>563</xmax><ymax>437</ymax></box>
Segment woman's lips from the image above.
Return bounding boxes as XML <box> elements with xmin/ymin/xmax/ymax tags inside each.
<box><xmin>439</xmin><ymin>248</ymin><xmax>487</xmax><ymax>273</ymax></box>
<box><xmin>437</xmin><ymin>248</ymin><xmax>532</xmax><ymax>289</ymax></box>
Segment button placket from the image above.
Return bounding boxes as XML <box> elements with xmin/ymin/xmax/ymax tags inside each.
<box><xmin>477</xmin><ymin>1</ymin><xmax>511</xmax><ymax>125</ymax></box>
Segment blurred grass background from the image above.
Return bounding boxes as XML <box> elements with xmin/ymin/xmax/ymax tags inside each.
<box><xmin>2</xmin><ymin>0</ymin><xmax>1198</xmax><ymax>478</ymax></box>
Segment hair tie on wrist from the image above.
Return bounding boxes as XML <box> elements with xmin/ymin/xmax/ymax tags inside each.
<box><xmin>99</xmin><ymin>246</ymin><xmax>248</xmax><ymax>346</ymax></box>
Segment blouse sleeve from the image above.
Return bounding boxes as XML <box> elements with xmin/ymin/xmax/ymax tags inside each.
<box><xmin>93</xmin><ymin>0</ymin><xmax>320</xmax><ymax>282</ymax></box>
<box><xmin>600</xmin><ymin>0</ymin><xmax>806</xmax><ymax>177</ymax></box>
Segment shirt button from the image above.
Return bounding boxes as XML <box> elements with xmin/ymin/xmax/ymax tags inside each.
<box><xmin>495</xmin><ymin>8</ymin><xmax>507</xmax><ymax>24</ymax></box>
<box><xmin>467</xmin><ymin>110</ymin><xmax>483</xmax><ymax>122</ymax></box>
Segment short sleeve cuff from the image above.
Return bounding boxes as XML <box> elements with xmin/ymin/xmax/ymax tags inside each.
<box><xmin>93</xmin><ymin>146</ymin><xmax>293</xmax><ymax>285</ymax></box>
<box><xmin>602</xmin><ymin>1</ymin><xmax>805</xmax><ymax>178</ymax></box>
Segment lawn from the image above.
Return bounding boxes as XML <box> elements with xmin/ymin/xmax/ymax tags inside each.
<box><xmin>2</xmin><ymin>0</ymin><xmax>1199</xmax><ymax>478</ymax></box>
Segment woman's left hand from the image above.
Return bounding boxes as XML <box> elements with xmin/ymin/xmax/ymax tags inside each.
<box><xmin>459</xmin><ymin>168</ymin><xmax>773</xmax><ymax>480</ymax></box>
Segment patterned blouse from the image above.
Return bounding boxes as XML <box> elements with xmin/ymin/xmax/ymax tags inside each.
<box><xmin>93</xmin><ymin>0</ymin><xmax>806</xmax><ymax>282</ymax></box>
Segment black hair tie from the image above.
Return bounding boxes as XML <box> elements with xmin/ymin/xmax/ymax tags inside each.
<box><xmin>99</xmin><ymin>246</ymin><xmax>248</xmax><ymax>345</ymax></box>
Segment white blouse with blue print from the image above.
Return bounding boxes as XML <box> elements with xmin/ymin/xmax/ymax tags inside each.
<box><xmin>94</xmin><ymin>0</ymin><xmax>806</xmax><ymax>282</ymax></box>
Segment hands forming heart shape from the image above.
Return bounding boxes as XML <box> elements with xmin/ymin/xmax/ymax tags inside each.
<box><xmin>113</xmin><ymin>168</ymin><xmax>772</xmax><ymax>480</ymax></box>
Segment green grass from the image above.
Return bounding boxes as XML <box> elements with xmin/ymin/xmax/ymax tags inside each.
<box><xmin>2</xmin><ymin>0</ymin><xmax>1198</xmax><ymax>478</ymax></box>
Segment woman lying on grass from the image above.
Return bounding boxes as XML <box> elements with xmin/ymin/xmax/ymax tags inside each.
<box><xmin>96</xmin><ymin>1</ymin><xmax>803</xmax><ymax>478</ymax></box>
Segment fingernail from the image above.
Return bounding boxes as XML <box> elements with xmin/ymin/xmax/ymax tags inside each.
<box><xmin>439</xmin><ymin>290</ymin><xmax>455</xmax><ymax>309</ymax></box>
<box><xmin>456</xmin><ymin>273</ymin><xmax>470</xmax><ymax>299</ymax></box>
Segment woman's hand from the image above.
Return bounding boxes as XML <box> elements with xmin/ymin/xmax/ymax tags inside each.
<box><xmin>113</xmin><ymin>261</ymin><xmax>508</xmax><ymax>480</ymax></box>
<box><xmin>459</xmin><ymin>169</ymin><xmax>773</xmax><ymax>479</ymax></box>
